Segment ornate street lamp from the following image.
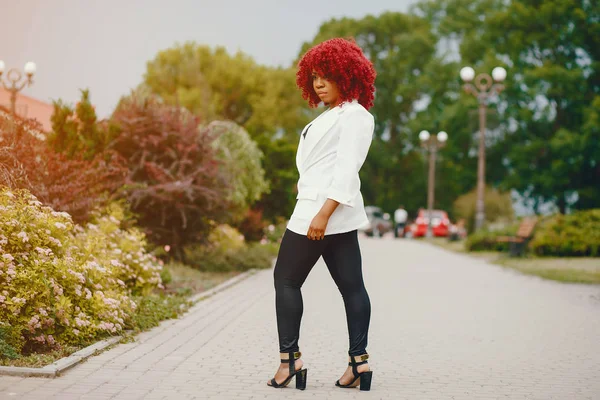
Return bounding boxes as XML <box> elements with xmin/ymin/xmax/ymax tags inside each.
<box><xmin>419</xmin><ymin>130</ymin><xmax>448</xmax><ymax>237</ymax></box>
<box><xmin>0</xmin><ymin>60</ymin><xmax>37</xmax><ymax>117</ymax></box>
<box><xmin>460</xmin><ymin>66</ymin><xmax>506</xmax><ymax>231</ymax></box>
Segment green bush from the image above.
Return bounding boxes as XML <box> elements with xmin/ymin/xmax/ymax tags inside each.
<box><xmin>465</xmin><ymin>224</ymin><xmax>519</xmax><ymax>252</ymax></box>
<box><xmin>184</xmin><ymin>224</ymin><xmax>276</xmax><ymax>272</ymax></box>
<box><xmin>529</xmin><ymin>210</ymin><xmax>600</xmax><ymax>257</ymax></box>
<box><xmin>210</xmin><ymin>121</ymin><xmax>269</xmax><ymax>224</ymax></box>
<box><xmin>0</xmin><ymin>324</ymin><xmax>19</xmax><ymax>360</ymax></box>
<box><xmin>0</xmin><ymin>187</ymin><xmax>163</xmax><ymax>355</ymax></box>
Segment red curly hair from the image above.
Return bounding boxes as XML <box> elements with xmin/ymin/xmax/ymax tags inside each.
<box><xmin>296</xmin><ymin>38</ymin><xmax>376</xmax><ymax>110</ymax></box>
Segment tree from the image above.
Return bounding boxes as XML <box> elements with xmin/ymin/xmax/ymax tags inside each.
<box><xmin>486</xmin><ymin>0</ymin><xmax>600</xmax><ymax>212</ymax></box>
<box><xmin>110</xmin><ymin>93</ymin><xmax>229</xmax><ymax>257</ymax></box>
<box><xmin>143</xmin><ymin>43</ymin><xmax>308</xmax><ymax>141</ymax></box>
<box><xmin>252</xmin><ymin>136</ymin><xmax>298</xmax><ymax>222</ymax></box>
<box><xmin>301</xmin><ymin>12</ymin><xmax>479</xmax><ymax>217</ymax></box>
<box><xmin>0</xmin><ymin>106</ymin><xmax>127</xmax><ymax>222</ymax></box>
<box><xmin>415</xmin><ymin>0</ymin><xmax>600</xmax><ymax>213</ymax></box>
<box><xmin>48</xmin><ymin>89</ymin><xmax>117</xmax><ymax>160</ymax></box>
<box><xmin>143</xmin><ymin>43</ymin><xmax>310</xmax><ymax>221</ymax></box>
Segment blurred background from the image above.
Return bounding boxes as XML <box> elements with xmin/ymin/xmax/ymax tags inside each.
<box><xmin>0</xmin><ymin>0</ymin><xmax>598</xmax><ymax>366</ymax></box>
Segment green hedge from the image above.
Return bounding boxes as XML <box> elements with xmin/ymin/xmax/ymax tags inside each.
<box><xmin>465</xmin><ymin>224</ymin><xmax>520</xmax><ymax>252</ymax></box>
<box><xmin>529</xmin><ymin>210</ymin><xmax>600</xmax><ymax>257</ymax></box>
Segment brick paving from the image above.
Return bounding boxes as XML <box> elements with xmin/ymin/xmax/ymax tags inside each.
<box><xmin>1</xmin><ymin>236</ymin><xmax>600</xmax><ymax>399</ymax></box>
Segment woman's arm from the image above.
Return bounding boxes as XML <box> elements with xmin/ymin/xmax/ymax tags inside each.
<box><xmin>307</xmin><ymin>110</ymin><xmax>374</xmax><ymax>240</ymax></box>
<box><xmin>307</xmin><ymin>199</ymin><xmax>340</xmax><ymax>240</ymax></box>
<box><xmin>326</xmin><ymin>110</ymin><xmax>374</xmax><ymax>207</ymax></box>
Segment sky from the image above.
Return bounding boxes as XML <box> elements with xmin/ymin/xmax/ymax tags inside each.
<box><xmin>1</xmin><ymin>0</ymin><xmax>417</xmax><ymax>118</ymax></box>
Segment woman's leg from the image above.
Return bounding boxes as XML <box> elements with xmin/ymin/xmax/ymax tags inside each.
<box><xmin>273</xmin><ymin>229</ymin><xmax>327</xmax><ymax>353</ymax></box>
<box><xmin>321</xmin><ymin>230</ymin><xmax>371</xmax><ymax>357</ymax></box>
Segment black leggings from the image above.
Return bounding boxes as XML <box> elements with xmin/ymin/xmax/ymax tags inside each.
<box><xmin>273</xmin><ymin>229</ymin><xmax>371</xmax><ymax>357</ymax></box>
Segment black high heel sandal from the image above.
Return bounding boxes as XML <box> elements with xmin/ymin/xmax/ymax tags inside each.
<box><xmin>267</xmin><ymin>351</ymin><xmax>308</xmax><ymax>390</ymax></box>
<box><xmin>335</xmin><ymin>354</ymin><xmax>373</xmax><ymax>391</ymax></box>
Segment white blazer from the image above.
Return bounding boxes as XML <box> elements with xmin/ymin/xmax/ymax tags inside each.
<box><xmin>287</xmin><ymin>99</ymin><xmax>374</xmax><ymax>236</ymax></box>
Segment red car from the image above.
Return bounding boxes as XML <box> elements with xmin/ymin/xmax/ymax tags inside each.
<box><xmin>407</xmin><ymin>209</ymin><xmax>450</xmax><ymax>238</ymax></box>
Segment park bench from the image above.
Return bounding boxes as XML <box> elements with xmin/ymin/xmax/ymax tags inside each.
<box><xmin>496</xmin><ymin>217</ymin><xmax>537</xmax><ymax>257</ymax></box>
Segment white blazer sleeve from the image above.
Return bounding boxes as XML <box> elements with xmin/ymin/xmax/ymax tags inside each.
<box><xmin>326</xmin><ymin>110</ymin><xmax>374</xmax><ymax>207</ymax></box>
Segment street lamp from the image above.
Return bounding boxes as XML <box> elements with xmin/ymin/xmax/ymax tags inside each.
<box><xmin>0</xmin><ymin>60</ymin><xmax>37</xmax><ymax>116</ymax></box>
<box><xmin>419</xmin><ymin>130</ymin><xmax>448</xmax><ymax>237</ymax></box>
<box><xmin>460</xmin><ymin>65</ymin><xmax>506</xmax><ymax>231</ymax></box>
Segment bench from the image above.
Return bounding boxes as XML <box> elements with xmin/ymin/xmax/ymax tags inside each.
<box><xmin>496</xmin><ymin>217</ymin><xmax>537</xmax><ymax>257</ymax></box>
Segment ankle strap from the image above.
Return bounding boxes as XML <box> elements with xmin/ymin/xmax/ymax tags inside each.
<box><xmin>348</xmin><ymin>354</ymin><xmax>368</xmax><ymax>365</ymax></box>
<box><xmin>348</xmin><ymin>354</ymin><xmax>368</xmax><ymax>377</ymax></box>
<box><xmin>280</xmin><ymin>351</ymin><xmax>301</xmax><ymax>375</ymax></box>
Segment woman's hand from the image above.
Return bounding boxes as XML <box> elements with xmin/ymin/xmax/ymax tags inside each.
<box><xmin>307</xmin><ymin>198</ymin><xmax>340</xmax><ymax>240</ymax></box>
<box><xmin>307</xmin><ymin>212</ymin><xmax>329</xmax><ymax>240</ymax></box>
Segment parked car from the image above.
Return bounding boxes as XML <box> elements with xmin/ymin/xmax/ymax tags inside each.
<box><xmin>407</xmin><ymin>209</ymin><xmax>450</xmax><ymax>238</ymax></box>
<box><xmin>361</xmin><ymin>206</ymin><xmax>393</xmax><ymax>237</ymax></box>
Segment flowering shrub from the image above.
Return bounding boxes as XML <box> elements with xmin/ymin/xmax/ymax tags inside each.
<box><xmin>0</xmin><ymin>188</ymin><xmax>162</xmax><ymax>355</ymax></box>
<box><xmin>73</xmin><ymin>202</ymin><xmax>163</xmax><ymax>296</ymax></box>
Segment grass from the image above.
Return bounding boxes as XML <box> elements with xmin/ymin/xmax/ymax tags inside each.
<box><xmin>0</xmin><ymin>263</ymin><xmax>242</xmax><ymax>368</ymax></box>
<box><xmin>163</xmin><ymin>262</ymin><xmax>241</xmax><ymax>296</ymax></box>
<box><xmin>0</xmin><ymin>344</ymin><xmax>82</xmax><ymax>368</ymax></box>
<box><xmin>424</xmin><ymin>237</ymin><xmax>600</xmax><ymax>284</ymax></box>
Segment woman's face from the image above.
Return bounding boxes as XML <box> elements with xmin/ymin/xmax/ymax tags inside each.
<box><xmin>312</xmin><ymin>71</ymin><xmax>341</xmax><ymax>108</ymax></box>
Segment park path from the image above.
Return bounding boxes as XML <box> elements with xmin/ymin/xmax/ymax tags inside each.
<box><xmin>1</xmin><ymin>236</ymin><xmax>599</xmax><ymax>399</ymax></box>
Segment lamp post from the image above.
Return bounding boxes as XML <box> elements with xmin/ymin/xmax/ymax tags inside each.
<box><xmin>460</xmin><ymin>66</ymin><xmax>506</xmax><ymax>231</ymax></box>
<box><xmin>0</xmin><ymin>60</ymin><xmax>37</xmax><ymax>117</ymax></box>
<box><xmin>419</xmin><ymin>130</ymin><xmax>448</xmax><ymax>237</ymax></box>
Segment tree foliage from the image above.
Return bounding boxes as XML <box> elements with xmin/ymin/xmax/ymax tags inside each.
<box><xmin>415</xmin><ymin>0</ymin><xmax>600</xmax><ymax>213</ymax></box>
<box><xmin>48</xmin><ymin>89</ymin><xmax>118</xmax><ymax>160</ymax></box>
<box><xmin>143</xmin><ymin>43</ymin><xmax>308</xmax><ymax>141</ymax></box>
<box><xmin>0</xmin><ymin>109</ymin><xmax>127</xmax><ymax>222</ymax></box>
<box><xmin>209</xmin><ymin>120</ymin><xmax>269</xmax><ymax>223</ymax></box>
<box><xmin>300</xmin><ymin>12</ymin><xmax>478</xmax><ymax>217</ymax></box>
<box><xmin>143</xmin><ymin>43</ymin><xmax>310</xmax><ymax>220</ymax></box>
<box><xmin>110</xmin><ymin>93</ymin><xmax>229</xmax><ymax>256</ymax></box>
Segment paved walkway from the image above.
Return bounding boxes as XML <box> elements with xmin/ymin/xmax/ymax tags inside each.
<box><xmin>1</xmin><ymin>237</ymin><xmax>600</xmax><ymax>399</ymax></box>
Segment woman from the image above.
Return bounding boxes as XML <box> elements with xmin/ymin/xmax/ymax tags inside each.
<box><xmin>267</xmin><ymin>38</ymin><xmax>376</xmax><ymax>391</ymax></box>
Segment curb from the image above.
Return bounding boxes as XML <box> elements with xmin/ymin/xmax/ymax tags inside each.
<box><xmin>0</xmin><ymin>336</ymin><xmax>122</xmax><ymax>378</ymax></box>
<box><xmin>0</xmin><ymin>267</ymin><xmax>261</xmax><ymax>378</ymax></box>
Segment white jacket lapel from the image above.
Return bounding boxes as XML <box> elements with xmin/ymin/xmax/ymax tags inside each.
<box><xmin>298</xmin><ymin>106</ymin><xmax>342</xmax><ymax>169</ymax></box>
